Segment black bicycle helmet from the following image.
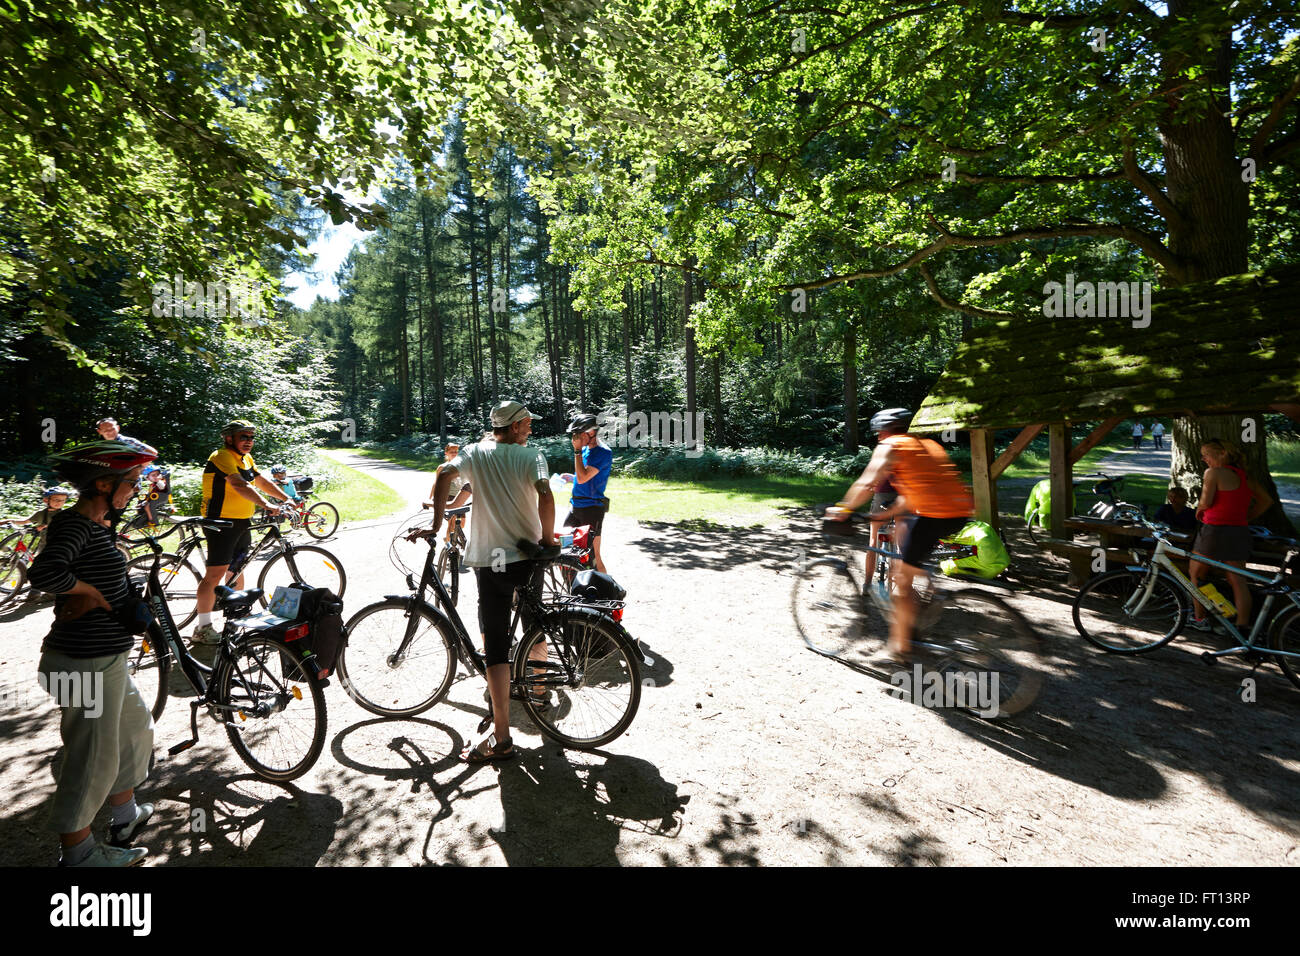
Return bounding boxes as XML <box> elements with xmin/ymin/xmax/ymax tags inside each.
<box><xmin>870</xmin><ymin>408</ymin><xmax>912</xmax><ymax>434</ymax></box>
<box><xmin>567</xmin><ymin>413</ymin><xmax>598</xmax><ymax>435</ymax></box>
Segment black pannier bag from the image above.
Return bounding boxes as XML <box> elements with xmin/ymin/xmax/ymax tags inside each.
<box><xmin>292</xmin><ymin>475</ymin><xmax>314</xmax><ymax>492</ymax></box>
<box><xmin>569</xmin><ymin>569</ymin><xmax>626</xmax><ymax>601</ymax></box>
<box><xmin>281</xmin><ymin>582</ymin><xmax>346</xmax><ymax>679</ymax></box>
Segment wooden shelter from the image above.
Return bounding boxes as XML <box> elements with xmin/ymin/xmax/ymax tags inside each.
<box><xmin>910</xmin><ymin>264</ymin><xmax>1300</xmax><ymax>537</ymax></box>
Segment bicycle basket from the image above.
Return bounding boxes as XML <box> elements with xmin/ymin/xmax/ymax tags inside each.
<box><xmin>389</xmin><ymin>510</ymin><xmax>437</xmax><ymax>578</ymax></box>
<box><xmin>293</xmin><ymin>476</ymin><xmax>314</xmax><ymax>492</ymax></box>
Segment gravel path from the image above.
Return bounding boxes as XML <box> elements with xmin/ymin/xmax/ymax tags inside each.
<box><xmin>1</xmin><ymin>451</ymin><xmax>1297</xmax><ymax>866</ymax></box>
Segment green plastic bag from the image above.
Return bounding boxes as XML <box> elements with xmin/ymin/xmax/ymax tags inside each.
<box><xmin>1023</xmin><ymin>477</ymin><xmax>1074</xmax><ymax>529</ymax></box>
<box><xmin>940</xmin><ymin>520</ymin><xmax>1012</xmax><ymax>579</ymax></box>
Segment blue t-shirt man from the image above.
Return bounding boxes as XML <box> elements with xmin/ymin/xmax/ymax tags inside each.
<box><xmin>572</xmin><ymin>442</ymin><xmax>613</xmax><ymax>507</ymax></box>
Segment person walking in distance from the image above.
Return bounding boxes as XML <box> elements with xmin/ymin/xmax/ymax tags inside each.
<box><xmin>828</xmin><ymin>408</ymin><xmax>974</xmax><ymax>661</ymax></box>
<box><xmin>1152</xmin><ymin>421</ymin><xmax>1165</xmax><ymax>450</ymax></box>
<box><xmin>191</xmin><ymin>420</ymin><xmax>290</xmax><ymax>654</ymax></box>
<box><xmin>425</xmin><ymin>401</ymin><xmax>554</xmax><ymax>763</ymax></box>
<box><xmin>1131</xmin><ymin>421</ymin><xmax>1144</xmax><ymax>450</ymax></box>
<box><xmin>560</xmin><ymin>413</ymin><xmax>613</xmax><ymax>573</ymax></box>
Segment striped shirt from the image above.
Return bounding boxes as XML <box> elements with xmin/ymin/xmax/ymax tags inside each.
<box><xmin>28</xmin><ymin>510</ymin><xmax>131</xmax><ymax>657</ymax></box>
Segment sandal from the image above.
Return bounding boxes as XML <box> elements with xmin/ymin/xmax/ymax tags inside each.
<box><xmin>460</xmin><ymin>734</ymin><xmax>516</xmax><ymax>764</ymax></box>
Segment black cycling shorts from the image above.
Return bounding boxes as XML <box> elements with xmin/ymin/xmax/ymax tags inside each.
<box><xmin>475</xmin><ymin>561</ymin><xmax>542</xmax><ymax>668</ymax></box>
<box><xmin>565</xmin><ymin>504</ymin><xmax>605</xmax><ymax>537</ymax></box>
<box><xmin>204</xmin><ymin>518</ymin><xmax>252</xmax><ymax>568</ymax></box>
<box><xmin>899</xmin><ymin>515</ymin><xmax>968</xmax><ymax>569</ymax></box>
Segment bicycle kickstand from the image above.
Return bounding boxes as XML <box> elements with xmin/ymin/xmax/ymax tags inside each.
<box><xmin>477</xmin><ymin>692</ymin><xmax>494</xmax><ymax>735</ymax></box>
<box><xmin>167</xmin><ymin>699</ymin><xmax>202</xmax><ymax>756</ymax></box>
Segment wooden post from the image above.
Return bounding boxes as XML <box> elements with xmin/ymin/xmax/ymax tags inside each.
<box><xmin>970</xmin><ymin>428</ymin><xmax>998</xmax><ymax>531</ymax></box>
<box><xmin>990</xmin><ymin>423</ymin><xmax>1045</xmax><ymax>480</ymax></box>
<box><xmin>1049</xmin><ymin>422</ymin><xmax>1071</xmax><ymax>539</ymax></box>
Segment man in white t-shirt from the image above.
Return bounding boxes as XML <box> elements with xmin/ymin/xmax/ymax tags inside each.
<box><xmin>1152</xmin><ymin>421</ymin><xmax>1165</xmax><ymax>450</ymax></box>
<box><xmin>426</xmin><ymin>401</ymin><xmax>554</xmax><ymax>763</ymax></box>
<box><xmin>1131</xmin><ymin>421</ymin><xmax>1144</xmax><ymax>450</ymax></box>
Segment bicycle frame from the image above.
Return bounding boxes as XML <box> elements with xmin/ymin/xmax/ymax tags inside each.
<box><xmin>1125</xmin><ymin>533</ymin><xmax>1300</xmax><ymax>660</ymax></box>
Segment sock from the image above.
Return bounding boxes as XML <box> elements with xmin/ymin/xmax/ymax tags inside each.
<box><xmin>111</xmin><ymin>798</ymin><xmax>138</xmax><ymax>828</ymax></box>
<box><xmin>61</xmin><ymin>834</ymin><xmax>95</xmax><ymax>865</ymax></box>
<box><xmin>197</xmin><ymin>612</ymin><xmax>213</xmax><ymax>628</ymax></box>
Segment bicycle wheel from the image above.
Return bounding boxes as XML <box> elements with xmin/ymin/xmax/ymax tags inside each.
<box><xmin>1025</xmin><ymin>509</ymin><xmax>1044</xmax><ymax>543</ymax></box>
<box><xmin>514</xmin><ymin>609</ymin><xmax>641</xmax><ymax>749</ymax></box>
<box><xmin>923</xmin><ymin>589</ymin><xmax>1045</xmax><ymax>718</ymax></box>
<box><xmin>791</xmin><ymin>558</ymin><xmax>887</xmax><ymax>660</ymax></box>
<box><xmin>216</xmin><ymin>633</ymin><xmax>327</xmax><ymax>782</ymax></box>
<box><xmin>303</xmin><ymin>502</ymin><xmax>339</xmax><ymax>539</ymax></box>
<box><xmin>435</xmin><ymin>546</ymin><xmax>459</xmax><ymax>607</ymax></box>
<box><xmin>1268</xmin><ymin>606</ymin><xmax>1300</xmax><ymax>691</ymax></box>
<box><xmin>127</xmin><ymin>553</ymin><xmax>203</xmax><ymax>630</ymax></box>
<box><xmin>257</xmin><ymin>545</ymin><xmax>346</xmax><ymax>606</ymax></box>
<box><xmin>0</xmin><ymin>556</ymin><xmax>26</xmax><ymax>609</ymax></box>
<box><xmin>336</xmin><ymin>599</ymin><xmax>457</xmax><ymax>716</ymax></box>
<box><xmin>127</xmin><ymin>627</ymin><xmax>170</xmax><ymax>721</ymax></box>
<box><xmin>1072</xmin><ymin>568</ymin><xmax>1186</xmax><ymax>653</ymax></box>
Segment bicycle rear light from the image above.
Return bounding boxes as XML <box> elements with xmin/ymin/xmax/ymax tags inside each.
<box><xmin>285</xmin><ymin>623</ymin><xmax>309</xmax><ymax>641</ymax></box>
<box><xmin>612</xmin><ymin>608</ymin><xmax>624</xmax><ymax>622</ymax></box>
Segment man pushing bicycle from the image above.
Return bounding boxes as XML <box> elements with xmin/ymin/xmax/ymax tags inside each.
<box><xmin>827</xmin><ymin>408</ymin><xmax>973</xmax><ymax>661</ymax></box>
<box><xmin>424</xmin><ymin>401</ymin><xmax>554</xmax><ymax>763</ymax></box>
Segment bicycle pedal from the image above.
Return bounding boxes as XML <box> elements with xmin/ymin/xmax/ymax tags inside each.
<box><xmin>167</xmin><ymin>740</ymin><xmax>196</xmax><ymax>755</ymax></box>
<box><xmin>1200</xmin><ymin>652</ymin><xmax>1217</xmax><ymax>666</ymax></box>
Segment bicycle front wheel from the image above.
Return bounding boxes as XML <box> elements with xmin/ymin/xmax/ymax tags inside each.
<box><xmin>303</xmin><ymin>502</ymin><xmax>339</xmax><ymax>539</ymax></box>
<box><xmin>435</xmin><ymin>546</ymin><xmax>459</xmax><ymax>608</ymax></box>
<box><xmin>1073</xmin><ymin>568</ymin><xmax>1185</xmax><ymax>653</ymax></box>
<box><xmin>257</xmin><ymin>545</ymin><xmax>346</xmax><ymax>606</ymax></box>
<box><xmin>0</xmin><ymin>553</ymin><xmax>25</xmax><ymax>609</ymax></box>
<box><xmin>336</xmin><ymin>599</ymin><xmax>457</xmax><ymax>716</ymax></box>
<box><xmin>1268</xmin><ymin>606</ymin><xmax>1300</xmax><ymax>691</ymax></box>
<box><xmin>514</xmin><ymin>609</ymin><xmax>641</xmax><ymax>749</ymax></box>
<box><xmin>216</xmin><ymin>633</ymin><xmax>327</xmax><ymax>782</ymax></box>
<box><xmin>127</xmin><ymin>553</ymin><xmax>203</xmax><ymax>630</ymax></box>
<box><xmin>926</xmin><ymin>589</ymin><xmax>1045</xmax><ymax>718</ymax></box>
<box><xmin>128</xmin><ymin>628</ymin><xmax>170</xmax><ymax>721</ymax></box>
<box><xmin>791</xmin><ymin>558</ymin><xmax>886</xmax><ymax>660</ymax></box>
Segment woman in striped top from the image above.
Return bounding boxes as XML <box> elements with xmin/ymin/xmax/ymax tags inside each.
<box><xmin>28</xmin><ymin>437</ymin><xmax>159</xmax><ymax>867</ymax></box>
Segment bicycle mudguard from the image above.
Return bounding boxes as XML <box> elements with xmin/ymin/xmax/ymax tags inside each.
<box><xmin>558</xmin><ymin>605</ymin><xmax>644</xmax><ymax>663</ymax></box>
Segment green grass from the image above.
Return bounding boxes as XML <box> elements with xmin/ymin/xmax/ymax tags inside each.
<box><xmin>351</xmin><ymin>445</ymin><xmax>441</xmax><ymax>473</ymax></box>
<box><xmin>604</xmin><ymin>474</ymin><xmax>846</xmax><ymax>525</ymax></box>
<box><xmin>311</xmin><ymin>452</ymin><xmax>405</xmax><ymax>522</ymax></box>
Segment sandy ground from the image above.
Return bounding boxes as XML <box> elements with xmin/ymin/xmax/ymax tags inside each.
<box><xmin>1</xmin><ymin>450</ymin><xmax>1297</xmax><ymax>866</ymax></box>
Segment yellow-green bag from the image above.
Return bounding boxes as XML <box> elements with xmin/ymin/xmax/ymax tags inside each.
<box><xmin>940</xmin><ymin>520</ymin><xmax>1012</xmax><ymax>579</ymax></box>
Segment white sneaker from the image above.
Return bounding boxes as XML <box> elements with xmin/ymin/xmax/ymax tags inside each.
<box><xmin>107</xmin><ymin>802</ymin><xmax>154</xmax><ymax>847</ymax></box>
<box><xmin>60</xmin><ymin>843</ymin><xmax>147</xmax><ymax>867</ymax></box>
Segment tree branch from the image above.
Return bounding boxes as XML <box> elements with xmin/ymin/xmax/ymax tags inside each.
<box><xmin>1122</xmin><ymin>135</ymin><xmax>1183</xmax><ymax>228</ymax></box>
<box><xmin>1249</xmin><ymin>71</ymin><xmax>1300</xmax><ymax>163</ymax></box>
<box><xmin>917</xmin><ymin>260</ymin><xmax>1018</xmax><ymax>319</ymax></box>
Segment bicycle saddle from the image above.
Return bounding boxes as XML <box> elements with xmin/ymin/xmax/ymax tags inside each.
<box><xmin>214</xmin><ymin>585</ymin><xmax>263</xmax><ymax>610</ymax></box>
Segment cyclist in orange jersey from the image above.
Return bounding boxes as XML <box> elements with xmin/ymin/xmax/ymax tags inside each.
<box><xmin>828</xmin><ymin>408</ymin><xmax>973</xmax><ymax>660</ymax></box>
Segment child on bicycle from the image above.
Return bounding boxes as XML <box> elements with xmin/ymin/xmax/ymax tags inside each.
<box><xmin>11</xmin><ymin>486</ymin><xmax>74</xmax><ymax>531</ymax></box>
<box><xmin>270</xmin><ymin>465</ymin><xmax>304</xmax><ymax>505</ymax></box>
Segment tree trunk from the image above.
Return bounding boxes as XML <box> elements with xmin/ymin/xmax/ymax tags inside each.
<box><xmin>843</xmin><ymin>320</ymin><xmax>859</xmax><ymax>453</ymax></box>
<box><xmin>1171</xmin><ymin>413</ymin><xmax>1294</xmax><ymax>535</ymax></box>
<box><xmin>484</xmin><ymin>208</ymin><xmax>498</xmax><ymax>404</ymax></box>
<box><xmin>711</xmin><ymin>353</ymin><xmax>724</xmax><ymax>447</ymax></box>
<box><xmin>684</xmin><ymin>260</ymin><xmax>697</xmax><ymax>430</ymax></box>
<box><xmin>623</xmin><ymin>279</ymin><xmax>633</xmax><ymax>414</ymax></box>
<box><xmin>420</xmin><ymin>200</ymin><xmax>447</xmax><ymax>442</ymax></box>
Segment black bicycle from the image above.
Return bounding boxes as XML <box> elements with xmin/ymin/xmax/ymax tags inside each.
<box><xmin>127</xmin><ymin>523</ymin><xmax>329</xmax><ymax>781</ymax></box>
<box><xmin>124</xmin><ymin>513</ymin><xmax>346</xmax><ymax>628</ymax></box>
<box><xmin>338</xmin><ymin>530</ymin><xmax>643</xmax><ymax>749</ymax></box>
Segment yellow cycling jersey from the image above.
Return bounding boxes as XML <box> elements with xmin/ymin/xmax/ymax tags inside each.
<box><xmin>202</xmin><ymin>448</ymin><xmax>260</xmax><ymax>519</ymax></box>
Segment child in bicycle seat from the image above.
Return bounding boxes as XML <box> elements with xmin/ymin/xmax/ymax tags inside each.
<box><xmin>270</xmin><ymin>465</ymin><xmax>304</xmax><ymax>504</ymax></box>
<box><xmin>1154</xmin><ymin>487</ymin><xmax>1197</xmax><ymax>535</ymax></box>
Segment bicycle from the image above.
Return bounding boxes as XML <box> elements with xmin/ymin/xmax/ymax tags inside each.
<box><xmin>1072</xmin><ymin>506</ymin><xmax>1300</xmax><ymax>687</ymax></box>
<box><xmin>127</xmin><ymin>523</ymin><xmax>329</xmax><ymax>781</ymax></box>
<box><xmin>0</xmin><ymin>521</ymin><xmax>43</xmax><ymax>608</ymax></box>
<box><xmin>1026</xmin><ymin>471</ymin><xmax>1130</xmax><ymax>542</ymax></box>
<box><xmin>338</xmin><ymin>530</ymin><xmax>643</xmax><ymax>749</ymax></box>
<box><xmin>792</xmin><ymin>508</ymin><xmax>1045</xmax><ymax>718</ymax></box>
<box><xmin>124</xmin><ymin>511</ymin><xmax>345</xmax><ymax>625</ymax></box>
<box><xmin>273</xmin><ymin>476</ymin><xmax>339</xmax><ymax>540</ymax></box>
<box><xmin>434</xmin><ymin>504</ymin><xmax>470</xmax><ymax>609</ymax></box>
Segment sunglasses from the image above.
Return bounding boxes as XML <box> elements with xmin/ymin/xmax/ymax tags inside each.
<box><xmin>236</xmin><ymin>433</ymin><xmax>255</xmax><ymax>441</ymax></box>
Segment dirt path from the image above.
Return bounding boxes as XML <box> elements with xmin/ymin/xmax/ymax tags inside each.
<box><xmin>2</xmin><ymin>452</ymin><xmax>1297</xmax><ymax>866</ymax></box>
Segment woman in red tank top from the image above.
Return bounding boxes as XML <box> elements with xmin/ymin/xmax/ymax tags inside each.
<box><xmin>1188</xmin><ymin>439</ymin><xmax>1273</xmax><ymax>630</ymax></box>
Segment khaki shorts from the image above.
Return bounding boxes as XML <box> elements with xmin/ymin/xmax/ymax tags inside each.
<box><xmin>37</xmin><ymin>649</ymin><xmax>154</xmax><ymax>834</ymax></box>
